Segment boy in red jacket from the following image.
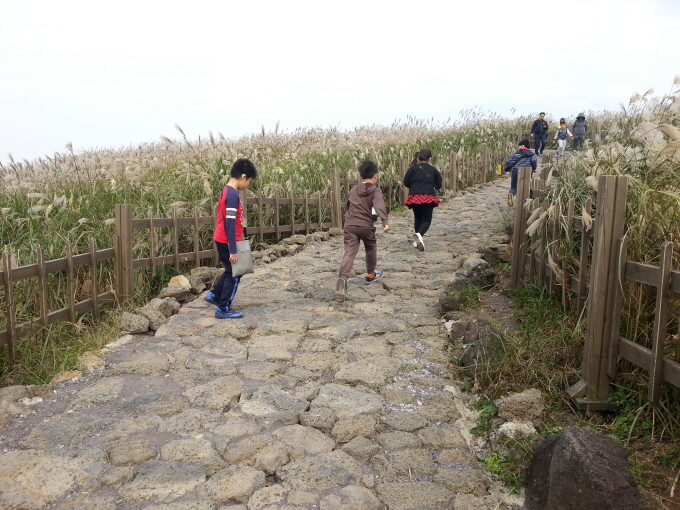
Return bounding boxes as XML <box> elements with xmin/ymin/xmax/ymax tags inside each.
<box><xmin>335</xmin><ymin>161</ymin><xmax>390</xmax><ymax>302</ymax></box>
<box><xmin>204</xmin><ymin>158</ymin><xmax>257</xmax><ymax>318</ymax></box>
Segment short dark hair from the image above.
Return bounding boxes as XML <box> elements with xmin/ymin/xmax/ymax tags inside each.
<box><xmin>539</xmin><ymin>112</ymin><xmax>545</xmax><ymax>115</ymax></box>
<box><xmin>519</xmin><ymin>139</ymin><xmax>530</xmax><ymax>147</ymax></box>
<box><xmin>358</xmin><ymin>161</ymin><xmax>378</xmax><ymax>179</ymax></box>
<box><xmin>230</xmin><ymin>158</ymin><xmax>257</xmax><ymax>179</ymax></box>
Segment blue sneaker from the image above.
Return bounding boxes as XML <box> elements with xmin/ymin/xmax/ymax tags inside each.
<box><xmin>215</xmin><ymin>307</ymin><xmax>243</xmax><ymax>319</ymax></box>
<box><xmin>365</xmin><ymin>269</ymin><xmax>384</xmax><ymax>285</ymax></box>
<box><xmin>204</xmin><ymin>291</ymin><xmax>219</xmax><ymax>306</ymax></box>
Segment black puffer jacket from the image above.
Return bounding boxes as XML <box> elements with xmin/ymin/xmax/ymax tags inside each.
<box><xmin>403</xmin><ymin>163</ymin><xmax>443</xmax><ymax>196</ymax></box>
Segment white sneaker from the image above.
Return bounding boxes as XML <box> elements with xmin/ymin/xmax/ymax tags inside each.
<box><xmin>413</xmin><ymin>233</ymin><xmax>425</xmax><ymax>252</ymax></box>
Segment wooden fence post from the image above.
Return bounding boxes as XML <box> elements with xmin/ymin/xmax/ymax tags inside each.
<box><xmin>89</xmin><ymin>238</ymin><xmax>99</xmax><ymax>321</ymax></box>
<box><xmin>577</xmin><ymin>175</ymin><xmax>628</xmax><ymax>408</ymax></box>
<box><xmin>114</xmin><ymin>204</ymin><xmax>134</xmax><ymax>305</ymax></box>
<box><xmin>648</xmin><ymin>241</ymin><xmax>673</xmax><ymax>404</ymax></box>
<box><xmin>510</xmin><ymin>167</ymin><xmax>532</xmax><ymax>287</ymax></box>
<box><xmin>257</xmin><ymin>190</ymin><xmax>264</xmax><ymax>243</ymax></box>
<box><xmin>399</xmin><ymin>159</ymin><xmax>409</xmax><ymax>206</ymax></box>
<box><xmin>2</xmin><ymin>252</ymin><xmax>17</xmax><ymax>359</ymax></box>
<box><xmin>449</xmin><ymin>152</ymin><xmax>457</xmax><ymax>194</ymax></box>
<box><xmin>330</xmin><ymin>168</ymin><xmax>342</xmax><ymax>228</ymax></box>
<box><xmin>577</xmin><ymin>198</ymin><xmax>592</xmax><ymax>314</ymax></box>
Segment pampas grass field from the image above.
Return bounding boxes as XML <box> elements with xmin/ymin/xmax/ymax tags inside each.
<box><xmin>0</xmin><ymin>112</ymin><xmax>526</xmax><ymax>384</ymax></box>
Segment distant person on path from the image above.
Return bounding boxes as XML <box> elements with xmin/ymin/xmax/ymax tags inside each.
<box><xmin>530</xmin><ymin>112</ymin><xmax>549</xmax><ymax>155</ymax></box>
<box><xmin>553</xmin><ymin>118</ymin><xmax>573</xmax><ymax>158</ymax></box>
<box><xmin>204</xmin><ymin>158</ymin><xmax>257</xmax><ymax>318</ymax></box>
<box><xmin>573</xmin><ymin>112</ymin><xmax>588</xmax><ymax>150</ymax></box>
<box><xmin>335</xmin><ymin>161</ymin><xmax>389</xmax><ymax>302</ymax></box>
<box><xmin>403</xmin><ymin>149</ymin><xmax>442</xmax><ymax>252</ymax></box>
<box><xmin>504</xmin><ymin>140</ymin><xmax>537</xmax><ymax>206</ymax></box>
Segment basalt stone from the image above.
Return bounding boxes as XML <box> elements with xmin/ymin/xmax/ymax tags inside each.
<box><xmin>273</xmin><ymin>424</ymin><xmax>336</xmax><ymax>455</ymax></box>
<box><xmin>375</xmin><ymin>481</ymin><xmax>454</xmax><ymax>510</ymax></box>
<box><xmin>203</xmin><ymin>465</ymin><xmax>265</xmax><ymax>503</ymax></box>
<box><xmin>341</xmin><ymin>436</ymin><xmax>382</xmax><ymax>462</ymax></box>
<box><xmin>159</xmin><ymin>285</ymin><xmax>191</xmax><ymax>302</ymax></box>
<box><xmin>118</xmin><ymin>460</ymin><xmax>207</xmax><ymax>503</ymax></box>
<box><xmin>311</xmin><ymin>384</ymin><xmax>385</xmax><ymax>419</ymax></box>
<box><xmin>525</xmin><ymin>426</ymin><xmax>643</xmax><ymax>510</ymax></box>
<box><xmin>495</xmin><ymin>388</ymin><xmax>545</xmax><ymax>424</ymax></box>
<box><xmin>439</xmin><ymin>294</ymin><xmax>466</xmax><ymax>313</ymax></box>
<box><xmin>319</xmin><ymin>485</ymin><xmax>383</xmax><ymax>510</ymax></box>
<box><xmin>120</xmin><ymin>312</ymin><xmax>149</xmax><ymax>334</ymax></box>
<box><xmin>380</xmin><ymin>411</ymin><xmax>428</xmax><ymax>432</ymax></box>
<box><xmin>448</xmin><ymin>318</ymin><xmax>505</xmax><ymax>369</ymax></box>
<box><xmin>276</xmin><ymin>450</ymin><xmax>363</xmax><ymax>490</ymax></box>
<box><xmin>299</xmin><ymin>406</ymin><xmax>337</xmax><ymax>433</ymax></box>
<box><xmin>190</xmin><ymin>266</ymin><xmax>223</xmax><ymax>285</ymax></box>
<box><xmin>160</xmin><ymin>438</ymin><xmax>226</xmax><ymax>475</ymax></box>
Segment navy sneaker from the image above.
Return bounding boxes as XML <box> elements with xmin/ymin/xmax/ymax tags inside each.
<box><xmin>365</xmin><ymin>269</ymin><xmax>384</xmax><ymax>285</ymax></box>
<box><xmin>204</xmin><ymin>291</ymin><xmax>219</xmax><ymax>306</ymax></box>
<box><xmin>215</xmin><ymin>307</ymin><xmax>243</xmax><ymax>319</ymax></box>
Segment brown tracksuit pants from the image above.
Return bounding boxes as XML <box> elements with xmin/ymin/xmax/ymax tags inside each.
<box><xmin>338</xmin><ymin>225</ymin><xmax>377</xmax><ymax>279</ymax></box>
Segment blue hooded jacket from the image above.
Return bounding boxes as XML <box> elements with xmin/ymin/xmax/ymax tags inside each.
<box><xmin>504</xmin><ymin>148</ymin><xmax>537</xmax><ymax>172</ymax></box>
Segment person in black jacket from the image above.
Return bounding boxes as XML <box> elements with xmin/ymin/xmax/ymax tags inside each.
<box><xmin>403</xmin><ymin>149</ymin><xmax>443</xmax><ymax>251</ymax></box>
<box><xmin>530</xmin><ymin>112</ymin><xmax>549</xmax><ymax>155</ymax></box>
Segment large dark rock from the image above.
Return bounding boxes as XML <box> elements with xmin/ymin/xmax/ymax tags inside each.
<box><xmin>445</xmin><ymin>267</ymin><xmax>495</xmax><ymax>293</ymax></box>
<box><xmin>479</xmin><ymin>244</ymin><xmax>511</xmax><ymax>266</ymax></box>
<box><xmin>448</xmin><ymin>319</ymin><xmax>504</xmax><ymax>368</ymax></box>
<box><xmin>439</xmin><ymin>294</ymin><xmax>466</xmax><ymax>313</ymax></box>
<box><xmin>525</xmin><ymin>426</ymin><xmax>643</xmax><ymax>510</ymax></box>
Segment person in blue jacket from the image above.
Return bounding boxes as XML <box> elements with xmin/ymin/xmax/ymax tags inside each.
<box><xmin>504</xmin><ymin>140</ymin><xmax>537</xmax><ymax>206</ymax></box>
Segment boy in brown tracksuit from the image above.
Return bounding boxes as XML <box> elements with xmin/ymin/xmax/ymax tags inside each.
<box><xmin>335</xmin><ymin>160</ymin><xmax>390</xmax><ymax>302</ymax></box>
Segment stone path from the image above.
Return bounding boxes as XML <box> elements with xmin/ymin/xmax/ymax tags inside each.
<box><xmin>0</xmin><ymin>177</ymin><xmax>524</xmax><ymax>510</ymax></box>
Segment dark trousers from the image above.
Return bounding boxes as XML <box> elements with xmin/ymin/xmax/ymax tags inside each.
<box><xmin>573</xmin><ymin>136</ymin><xmax>583</xmax><ymax>150</ymax></box>
<box><xmin>338</xmin><ymin>225</ymin><xmax>377</xmax><ymax>279</ymax></box>
<box><xmin>212</xmin><ymin>241</ymin><xmax>240</xmax><ymax>309</ymax></box>
<box><xmin>534</xmin><ymin>133</ymin><xmax>546</xmax><ymax>155</ymax></box>
<box><xmin>510</xmin><ymin>168</ymin><xmax>518</xmax><ymax>195</ymax></box>
<box><xmin>412</xmin><ymin>203</ymin><xmax>436</xmax><ymax>235</ymax></box>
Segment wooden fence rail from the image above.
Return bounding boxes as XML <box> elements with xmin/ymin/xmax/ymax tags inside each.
<box><xmin>510</xmin><ymin>171</ymin><xmax>680</xmax><ymax>409</ymax></box>
<box><xmin>2</xmin><ymin>148</ymin><xmax>505</xmax><ymax>360</ymax></box>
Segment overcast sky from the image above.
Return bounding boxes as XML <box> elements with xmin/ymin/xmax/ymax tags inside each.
<box><xmin>1</xmin><ymin>0</ymin><xmax>678</xmax><ymax>163</ymax></box>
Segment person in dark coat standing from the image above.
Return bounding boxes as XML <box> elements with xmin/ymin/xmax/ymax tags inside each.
<box><xmin>403</xmin><ymin>149</ymin><xmax>442</xmax><ymax>252</ymax></box>
<box><xmin>573</xmin><ymin>112</ymin><xmax>588</xmax><ymax>150</ymax></box>
<box><xmin>530</xmin><ymin>112</ymin><xmax>549</xmax><ymax>155</ymax></box>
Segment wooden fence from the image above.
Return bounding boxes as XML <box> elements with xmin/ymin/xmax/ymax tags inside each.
<box><xmin>1</xmin><ymin>149</ymin><xmax>506</xmax><ymax>359</ymax></box>
<box><xmin>510</xmin><ymin>170</ymin><xmax>680</xmax><ymax>409</ymax></box>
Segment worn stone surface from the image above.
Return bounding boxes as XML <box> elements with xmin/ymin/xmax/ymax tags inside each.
<box><xmin>0</xmin><ymin>180</ymin><xmax>525</xmax><ymax>509</ymax></box>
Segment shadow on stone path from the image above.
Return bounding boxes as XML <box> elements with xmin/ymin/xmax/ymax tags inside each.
<box><xmin>0</xmin><ymin>177</ymin><xmax>524</xmax><ymax>510</ymax></box>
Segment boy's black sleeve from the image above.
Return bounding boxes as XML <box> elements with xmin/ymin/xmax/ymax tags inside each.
<box><xmin>403</xmin><ymin>168</ymin><xmax>413</xmax><ymax>187</ymax></box>
<box><xmin>225</xmin><ymin>188</ymin><xmax>239</xmax><ymax>255</ymax></box>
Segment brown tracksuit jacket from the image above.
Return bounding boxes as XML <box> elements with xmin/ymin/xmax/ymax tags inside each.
<box><xmin>344</xmin><ymin>182</ymin><xmax>389</xmax><ymax>227</ymax></box>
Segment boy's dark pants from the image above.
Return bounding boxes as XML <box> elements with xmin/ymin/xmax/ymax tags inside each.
<box><xmin>212</xmin><ymin>241</ymin><xmax>240</xmax><ymax>309</ymax></box>
<box><xmin>339</xmin><ymin>225</ymin><xmax>377</xmax><ymax>280</ymax></box>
